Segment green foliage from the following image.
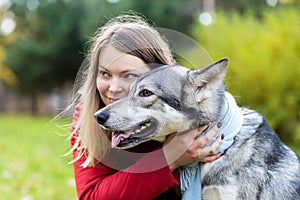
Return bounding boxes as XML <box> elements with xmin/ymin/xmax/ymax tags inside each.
<box><xmin>5</xmin><ymin>0</ymin><xmax>84</xmax><ymax>94</ymax></box>
<box><xmin>77</xmin><ymin>0</ymin><xmax>197</xmax><ymax>42</ymax></box>
<box><xmin>0</xmin><ymin>114</ymin><xmax>76</xmax><ymax>199</ymax></box>
<box><xmin>4</xmin><ymin>0</ymin><xmax>85</xmax><ymax>114</ymax></box>
<box><xmin>215</xmin><ymin>0</ymin><xmax>269</xmax><ymax>16</ymax></box>
<box><xmin>191</xmin><ymin>7</ymin><xmax>300</xmax><ymax>144</ymax></box>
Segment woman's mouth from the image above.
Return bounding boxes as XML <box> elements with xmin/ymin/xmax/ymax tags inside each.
<box><xmin>108</xmin><ymin>98</ymin><xmax>120</xmax><ymax>104</ymax></box>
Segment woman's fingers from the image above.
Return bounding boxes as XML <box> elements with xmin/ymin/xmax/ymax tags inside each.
<box><xmin>197</xmin><ymin>134</ymin><xmax>223</xmax><ymax>162</ymax></box>
<box><xmin>163</xmin><ymin>123</ymin><xmax>224</xmax><ymax>171</ymax></box>
<box><xmin>194</xmin><ymin>122</ymin><xmax>211</xmax><ymax>137</ymax></box>
<box><xmin>199</xmin><ymin>152</ymin><xmax>224</xmax><ymax>163</ymax></box>
<box><xmin>191</xmin><ymin>124</ymin><xmax>219</xmax><ymax>151</ymax></box>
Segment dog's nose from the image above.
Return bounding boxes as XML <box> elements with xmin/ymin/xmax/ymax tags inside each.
<box><xmin>94</xmin><ymin>111</ymin><xmax>110</xmax><ymax>124</ymax></box>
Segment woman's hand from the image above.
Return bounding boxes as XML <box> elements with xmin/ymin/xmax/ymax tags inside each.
<box><xmin>163</xmin><ymin>124</ymin><xmax>223</xmax><ymax>172</ymax></box>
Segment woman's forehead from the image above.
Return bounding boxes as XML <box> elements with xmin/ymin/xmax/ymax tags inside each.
<box><xmin>98</xmin><ymin>46</ymin><xmax>148</xmax><ymax>73</ymax></box>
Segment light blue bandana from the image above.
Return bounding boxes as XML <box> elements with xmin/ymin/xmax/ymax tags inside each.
<box><xmin>180</xmin><ymin>92</ymin><xmax>244</xmax><ymax>199</ymax></box>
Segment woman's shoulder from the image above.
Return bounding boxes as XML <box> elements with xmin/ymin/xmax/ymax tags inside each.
<box><xmin>70</xmin><ymin>98</ymin><xmax>84</xmax><ymax>147</ymax></box>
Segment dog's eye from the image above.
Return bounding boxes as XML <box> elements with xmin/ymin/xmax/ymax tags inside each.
<box><xmin>139</xmin><ymin>89</ymin><xmax>153</xmax><ymax>97</ymax></box>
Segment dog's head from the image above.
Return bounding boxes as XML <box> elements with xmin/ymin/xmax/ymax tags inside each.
<box><xmin>94</xmin><ymin>58</ymin><xmax>228</xmax><ymax>149</ymax></box>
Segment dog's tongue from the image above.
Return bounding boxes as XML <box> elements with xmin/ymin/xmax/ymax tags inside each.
<box><xmin>111</xmin><ymin>131</ymin><xmax>131</xmax><ymax>148</ymax></box>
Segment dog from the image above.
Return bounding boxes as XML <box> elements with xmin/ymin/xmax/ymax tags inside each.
<box><xmin>94</xmin><ymin>58</ymin><xmax>300</xmax><ymax>199</ymax></box>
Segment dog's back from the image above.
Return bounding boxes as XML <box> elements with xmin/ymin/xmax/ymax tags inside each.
<box><xmin>201</xmin><ymin>107</ymin><xmax>300</xmax><ymax>200</ymax></box>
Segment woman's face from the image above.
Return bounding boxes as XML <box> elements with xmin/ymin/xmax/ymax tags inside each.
<box><xmin>97</xmin><ymin>46</ymin><xmax>149</xmax><ymax>106</ymax></box>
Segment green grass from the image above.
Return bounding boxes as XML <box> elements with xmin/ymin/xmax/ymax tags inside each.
<box><xmin>0</xmin><ymin>114</ymin><xmax>299</xmax><ymax>200</ymax></box>
<box><xmin>0</xmin><ymin>114</ymin><xmax>77</xmax><ymax>200</ymax></box>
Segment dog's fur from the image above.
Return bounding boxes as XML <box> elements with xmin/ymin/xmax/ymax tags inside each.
<box><xmin>95</xmin><ymin>58</ymin><xmax>300</xmax><ymax>199</ymax></box>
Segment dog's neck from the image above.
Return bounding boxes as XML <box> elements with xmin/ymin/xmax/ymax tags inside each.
<box><xmin>209</xmin><ymin>92</ymin><xmax>244</xmax><ymax>153</ymax></box>
<box><xmin>179</xmin><ymin>92</ymin><xmax>244</xmax><ymax>199</ymax></box>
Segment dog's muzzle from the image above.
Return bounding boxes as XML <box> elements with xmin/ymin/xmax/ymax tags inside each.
<box><xmin>94</xmin><ymin>110</ymin><xmax>159</xmax><ymax>149</ymax></box>
<box><xmin>94</xmin><ymin>111</ymin><xmax>110</xmax><ymax>124</ymax></box>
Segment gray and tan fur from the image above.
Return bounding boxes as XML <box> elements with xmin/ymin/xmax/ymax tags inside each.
<box><xmin>95</xmin><ymin>58</ymin><xmax>300</xmax><ymax>199</ymax></box>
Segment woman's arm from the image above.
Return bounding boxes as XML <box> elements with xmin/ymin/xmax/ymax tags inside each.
<box><xmin>73</xmin><ymin>125</ymin><xmax>222</xmax><ymax>200</ymax></box>
<box><xmin>73</xmin><ymin>147</ymin><xmax>179</xmax><ymax>200</ymax></box>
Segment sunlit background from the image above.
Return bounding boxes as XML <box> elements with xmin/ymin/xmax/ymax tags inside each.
<box><xmin>0</xmin><ymin>0</ymin><xmax>299</xmax><ymax>199</ymax></box>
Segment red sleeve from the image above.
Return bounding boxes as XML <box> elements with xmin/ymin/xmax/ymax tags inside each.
<box><xmin>70</xmin><ymin>101</ymin><xmax>180</xmax><ymax>200</ymax></box>
<box><xmin>73</xmin><ymin>149</ymin><xmax>180</xmax><ymax>200</ymax></box>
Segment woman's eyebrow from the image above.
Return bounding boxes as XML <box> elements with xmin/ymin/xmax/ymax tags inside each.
<box><xmin>120</xmin><ymin>68</ymin><xmax>145</xmax><ymax>77</ymax></box>
<box><xmin>121</xmin><ymin>69</ymin><xmax>135</xmax><ymax>74</ymax></box>
<box><xmin>98</xmin><ymin>65</ymin><xmax>108</xmax><ymax>72</ymax></box>
<box><xmin>98</xmin><ymin>65</ymin><xmax>141</xmax><ymax>75</ymax></box>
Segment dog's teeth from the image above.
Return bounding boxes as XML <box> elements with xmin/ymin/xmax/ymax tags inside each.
<box><xmin>145</xmin><ymin>122</ymin><xmax>151</xmax><ymax>126</ymax></box>
<box><xmin>136</xmin><ymin>129</ymin><xmax>141</xmax><ymax>133</ymax></box>
<box><xmin>141</xmin><ymin>126</ymin><xmax>146</xmax><ymax>130</ymax></box>
<box><xmin>120</xmin><ymin>137</ymin><xmax>124</xmax><ymax>141</ymax></box>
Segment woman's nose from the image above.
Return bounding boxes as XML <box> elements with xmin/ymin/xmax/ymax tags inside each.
<box><xmin>108</xmin><ymin>79</ymin><xmax>123</xmax><ymax>92</ymax></box>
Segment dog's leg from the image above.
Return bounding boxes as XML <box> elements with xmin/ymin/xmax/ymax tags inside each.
<box><xmin>202</xmin><ymin>185</ymin><xmax>237</xmax><ymax>200</ymax></box>
<box><xmin>202</xmin><ymin>186</ymin><xmax>222</xmax><ymax>200</ymax></box>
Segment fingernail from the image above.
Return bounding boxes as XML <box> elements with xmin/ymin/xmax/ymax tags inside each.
<box><xmin>221</xmin><ymin>134</ymin><xmax>225</xmax><ymax>140</ymax></box>
<box><xmin>217</xmin><ymin>122</ymin><xmax>222</xmax><ymax>128</ymax></box>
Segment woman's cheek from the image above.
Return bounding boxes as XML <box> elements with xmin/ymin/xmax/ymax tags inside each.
<box><xmin>96</xmin><ymin>78</ymin><xmax>107</xmax><ymax>94</ymax></box>
<box><xmin>122</xmin><ymin>80</ymin><xmax>135</xmax><ymax>94</ymax></box>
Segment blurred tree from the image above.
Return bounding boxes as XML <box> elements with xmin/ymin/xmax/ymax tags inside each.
<box><xmin>122</xmin><ymin>0</ymin><xmax>196</xmax><ymax>32</ymax></box>
<box><xmin>215</xmin><ymin>0</ymin><xmax>268</xmax><ymax>14</ymax></box>
<box><xmin>4</xmin><ymin>0</ymin><xmax>85</xmax><ymax>114</ymax></box>
<box><xmin>78</xmin><ymin>0</ymin><xmax>199</xmax><ymax>38</ymax></box>
<box><xmin>0</xmin><ymin>46</ymin><xmax>17</xmax><ymax>86</ymax></box>
<box><xmin>215</xmin><ymin>0</ymin><xmax>300</xmax><ymax>17</ymax></box>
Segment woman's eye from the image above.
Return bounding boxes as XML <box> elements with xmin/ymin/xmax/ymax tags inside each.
<box><xmin>124</xmin><ymin>73</ymin><xmax>138</xmax><ymax>79</ymax></box>
<box><xmin>99</xmin><ymin>71</ymin><xmax>110</xmax><ymax>77</ymax></box>
<box><xmin>139</xmin><ymin>89</ymin><xmax>153</xmax><ymax>97</ymax></box>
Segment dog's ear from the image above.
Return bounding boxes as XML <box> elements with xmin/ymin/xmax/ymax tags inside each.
<box><xmin>187</xmin><ymin>58</ymin><xmax>228</xmax><ymax>102</ymax></box>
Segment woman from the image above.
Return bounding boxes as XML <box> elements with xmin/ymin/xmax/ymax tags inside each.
<box><xmin>69</xmin><ymin>14</ymin><xmax>223</xmax><ymax>199</ymax></box>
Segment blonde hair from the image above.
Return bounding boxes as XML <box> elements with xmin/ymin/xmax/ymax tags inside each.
<box><xmin>71</xmin><ymin>13</ymin><xmax>175</xmax><ymax>167</ymax></box>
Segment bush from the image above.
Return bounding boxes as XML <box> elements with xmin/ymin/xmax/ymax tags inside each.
<box><xmin>190</xmin><ymin>7</ymin><xmax>300</xmax><ymax>145</ymax></box>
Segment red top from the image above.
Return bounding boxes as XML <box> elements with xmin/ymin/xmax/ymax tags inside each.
<box><xmin>70</xmin><ymin>102</ymin><xmax>181</xmax><ymax>200</ymax></box>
